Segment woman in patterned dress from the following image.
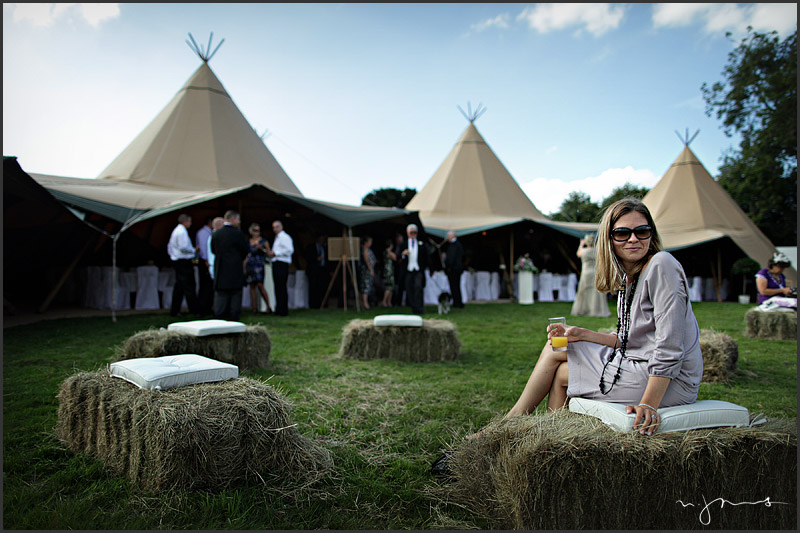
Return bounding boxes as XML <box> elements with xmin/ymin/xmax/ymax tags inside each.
<box><xmin>245</xmin><ymin>223</ymin><xmax>272</xmax><ymax>313</ymax></box>
<box><xmin>359</xmin><ymin>236</ymin><xmax>376</xmax><ymax>310</ymax></box>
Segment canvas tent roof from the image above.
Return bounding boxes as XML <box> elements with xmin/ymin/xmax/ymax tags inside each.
<box><xmin>31</xmin><ymin>172</ymin><xmax>415</xmax><ymax>229</ymax></box>
<box><xmin>97</xmin><ymin>62</ymin><xmax>302</xmax><ymax>196</ymax></box>
<box><xmin>406</xmin><ymin>122</ymin><xmax>596</xmax><ymax>238</ymax></box>
<box><xmin>643</xmin><ymin>144</ymin><xmax>795</xmax><ymax>278</ymax></box>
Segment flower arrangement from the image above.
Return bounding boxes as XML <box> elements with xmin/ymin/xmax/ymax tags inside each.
<box><xmin>514</xmin><ymin>254</ymin><xmax>538</xmax><ymax>273</ymax></box>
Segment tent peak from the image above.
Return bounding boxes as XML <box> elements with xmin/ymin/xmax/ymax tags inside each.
<box><xmin>186</xmin><ymin>32</ymin><xmax>224</xmax><ymax>64</ymax></box>
<box><xmin>675</xmin><ymin>128</ymin><xmax>700</xmax><ymax>147</ymax></box>
<box><xmin>457</xmin><ymin>101</ymin><xmax>487</xmax><ymax>123</ymax></box>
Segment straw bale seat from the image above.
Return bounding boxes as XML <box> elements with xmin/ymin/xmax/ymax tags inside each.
<box><xmin>745</xmin><ymin>308</ymin><xmax>797</xmax><ymax>340</ymax></box>
<box><xmin>55</xmin><ymin>371</ymin><xmax>332</xmax><ymax>492</ymax></box>
<box><xmin>116</xmin><ymin>325</ymin><xmax>271</xmax><ymax>370</ymax></box>
<box><xmin>338</xmin><ymin>318</ymin><xmax>460</xmax><ymax>362</ymax></box>
<box><xmin>698</xmin><ymin>329</ymin><xmax>738</xmax><ymax>382</ymax></box>
<box><xmin>438</xmin><ymin>409</ymin><xmax>796</xmax><ymax>530</ymax></box>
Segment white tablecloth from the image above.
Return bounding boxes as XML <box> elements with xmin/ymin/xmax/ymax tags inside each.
<box><xmin>689</xmin><ymin>276</ymin><xmax>703</xmax><ymax>302</ymax></box>
<box><xmin>460</xmin><ymin>271</ymin><xmax>474</xmax><ymax>302</ymax></box>
<box><xmin>134</xmin><ymin>266</ymin><xmax>160</xmax><ymax>310</ymax></box>
<box><xmin>474</xmin><ymin>271</ymin><xmax>492</xmax><ymax>301</ymax></box>
<box><xmin>424</xmin><ymin>270</ymin><xmax>451</xmax><ymax>304</ymax></box>
<box><xmin>490</xmin><ymin>272</ymin><xmax>501</xmax><ymax>300</ymax></box>
<box><xmin>289</xmin><ymin>270</ymin><xmax>309</xmax><ymax>309</ymax></box>
<box><xmin>101</xmin><ymin>266</ymin><xmax>130</xmax><ymax>310</ymax></box>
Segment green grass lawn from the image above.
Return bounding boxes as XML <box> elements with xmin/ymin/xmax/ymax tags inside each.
<box><xmin>3</xmin><ymin>302</ymin><xmax>797</xmax><ymax>529</ymax></box>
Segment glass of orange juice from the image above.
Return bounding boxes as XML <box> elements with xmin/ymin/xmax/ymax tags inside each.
<box><xmin>548</xmin><ymin>317</ymin><xmax>568</xmax><ymax>351</ymax></box>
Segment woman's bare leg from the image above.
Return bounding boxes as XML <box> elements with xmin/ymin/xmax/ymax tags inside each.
<box><xmin>467</xmin><ymin>342</ymin><xmax>568</xmax><ymax>439</ymax></box>
<box><xmin>257</xmin><ymin>283</ymin><xmax>271</xmax><ymax>312</ymax></box>
<box><xmin>249</xmin><ymin>285</ymin><xmax>257</xmax><ymax>312</ymax></box>
<box><xmin>546</xmin><ymin>361</ymin><xmax>570</xmax><ymax>411</ymax></box>
<box><xmin>505</xmin><ymin>342</ymin><xmax>569</xmax><ymax>417</ymax></box>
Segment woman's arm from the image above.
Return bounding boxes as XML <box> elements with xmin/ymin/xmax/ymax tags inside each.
<box><xmin>560</xmin><ymin>326</ymin><xmax>618</xmax><ymax>349</ymax></box>
<box><xmin>756</xmin><ymin>276</ymin><xmax>792</xmax><ymax>296</ymax></box>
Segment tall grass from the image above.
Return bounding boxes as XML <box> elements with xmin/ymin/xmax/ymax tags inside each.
<box><xmin>3</xmin><ymin>302</ymin><xmax>796</xmax><ymax>529</ymax></box>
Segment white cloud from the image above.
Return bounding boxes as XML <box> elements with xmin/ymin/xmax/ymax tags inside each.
<box><xmin>7</xmin><ymin>3</ymin><xmax>119</xmax><ymax>27</ymax></box>
<box><xmin>545</xmin><ymin>145</ymin><xmax>558</xmax><ymax>154</ymax></box>
<box><xmin>521</xmin><ymin>166</ymin><xmax>659</xmax><ymax>215</ymax></box>
<box><xmin>471</xmin><ymin>13</ymin><xmax>511</xmax><ymax>32</ymax></box>
<box><xmin>652</xmin><ymin>3</ymin><xmax>797</xmax><ymax>37</ymax></box>
<box><xmin>517</xmin><ymin>3</ymin><xmax>625</xmax><ymax>37</ymax></box>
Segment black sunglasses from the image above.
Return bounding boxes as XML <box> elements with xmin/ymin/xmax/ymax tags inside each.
<box><xmin>610</xmin><ymin>225</ymin><xmax>652</xmax><ymax>242</ymax></box>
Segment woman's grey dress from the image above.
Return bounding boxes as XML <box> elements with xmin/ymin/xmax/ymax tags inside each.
<box><xmin>566</xmin><ymin>251</ymin><xmax>703</xmax><ymax>406</ymax></box>
<box><xmin>570</xmin><ymin>247</ymin><xmax>610</xmax><ymax>317</ymax></box>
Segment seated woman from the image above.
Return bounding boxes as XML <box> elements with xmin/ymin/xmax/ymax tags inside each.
<box><xmin>755</xmin><ymin>252</ymin><xmax>794</xmax><ymax>305</ymax></box>
<box><xmin>473</xmin><ymin>198</ymin><xmax>704</xmax><ymax>437</ymax></box>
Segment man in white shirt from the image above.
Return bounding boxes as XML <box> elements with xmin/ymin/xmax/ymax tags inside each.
<box><xmin>268</xmin><ymin>220</ymin><xmax>294</xmax><ymax>316</ymax></box>
<box><xmin>167</xmin><ymin>213</ymin><xmax>201</xmax><ymax>317</ymax></box>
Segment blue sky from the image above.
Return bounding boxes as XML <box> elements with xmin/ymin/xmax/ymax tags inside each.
<box><xmin>3</xmin><ymin>3</ymin><xmax>796</xmax><ymax>214</ymax></box>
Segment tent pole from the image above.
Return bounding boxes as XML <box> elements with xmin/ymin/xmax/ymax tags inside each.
<box><xmin>554</xmin><ymin>236</ymin><xmax>579</xmax><ymax>272</ymax></box>
<box><xmin>37</xmin><ymin>238</ymin><xmax>93</xmax><ymax>314</ymax></box>
<box><xmin>348</xmin><ymin>226</ymin><xmax>361</xmax><ymax>311</ymax></box>
<box><xmin>111</xmin><ymin>234</ymin><xmax>119</xmax><ymax>323</ymax></box>
<box><xmin>510</xmin><ymin>231</ymin><xmax>515</xmax><ymax>285</ymax></box>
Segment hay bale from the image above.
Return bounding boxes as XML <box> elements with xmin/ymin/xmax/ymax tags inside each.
<box><xmin>116</xmin><ymin>326</ymin><xmax>271</xmax><ymax>369</ymax></box>
<box><xmin>338</xmin><ymin>319</ymin><xmax>460</xmax><ymax>362</ymax></box>
<box><xmin>698</xmin><ymin>329</ymin><xmax>738</xmax><ymax>383</ymax></box>
<box><xmin>745</xmin><ymin>308</ymin><xmax>797</xmax><ymax>340</ymax></box>
<box><xmin>438</xmin><ymin>410</ymin><xmax>796</xmax><ymax>530</ymax></box>
<box><xmin>55</xmin><ymin>371</ymin><xmax>332</xmax><ymax>492</ymax></box>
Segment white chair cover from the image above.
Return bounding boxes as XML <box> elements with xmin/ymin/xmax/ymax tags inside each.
<box><xmin>551</xmin><ymin>274</ymin><xmax>563</xmax><ymax>301</ymax></box>
<box><xmin>159</xmin><ymin>268</ymin><xmax>175</xmax><ymax>310</ymax></box>
<box><xmin>101</xmin><ymin>266</ymin><xmax>130</xmax><ymax>310</ymax></box>
<box><xmin>135</xmin><ymin>266</ymin><xmax>160</xmax><ymax>310</ymax></box>
<box><xmin>689</xmin><ymin>276</ymin><xmax>703</xmax><ymax>302</ymax></box>
<box><xmin>703</xmin><ymin>277</ymin><xmax>717</xmax><ymax>301</ymax></box>
<box><xmin>490</xmin><ymin>272</ymin><xmax>501</xmax><ymax>300</ymax></box>
<box><xmin>290</xmin><ymin>270</ymin><xmax>309</xmax><ymax>309</ymax></box>
<box><xmin>556</xmin><ymin>273</ymin><xmax>577</xmax><ymax>302</ymax></box>
<box><xmin>460</xmin><ymin>271</ymin><xmax>474</xmax><ymax>302</ymax></box>
<box><xmin>537</xmin><ymin>272</ymin><xmax>555</xmax><ymax>302</ymax></box>
<box><xmin>566</xmin><ymin>272</ymin><xmax>578</xmax><ymax>301</ymax></box>
<box><xmin>720</xmin><ymin>278</ymin><xmax>729</xmax><ymax>301</ymax></box>
<box><xmin>474</xmin><ymin>271</ymin><xmax>492</xmax><ymax>301</ymax></box>
<box><xmin>424</xmin><ymin>270</ymin><xmax>440</xmax><ymax>305</ymax></box>
<box><xmin>83</xmin><ymin>266</ymin><xmax>105</xmax><ymax>309</ymax></box>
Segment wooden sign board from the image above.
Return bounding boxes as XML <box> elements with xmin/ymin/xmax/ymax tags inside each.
<box><xmin>327</xmin><ymin>237</ymin><xmax>360</xmax><ymax>261</ymax></box>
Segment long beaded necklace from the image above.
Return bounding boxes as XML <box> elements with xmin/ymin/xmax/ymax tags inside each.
<box><xmin>599</xmin><ymin>274</ymin><xmax>639</xmax><ymax>395</ymax></box>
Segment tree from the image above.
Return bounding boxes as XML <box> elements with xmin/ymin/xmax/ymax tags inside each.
<box><xmin>599</xmin><ymin>183</ymin><xmax>650</xmax><ymax>212</ymax></box>
<box><xmin>550</xmin><ymin>191</ymin><xmax>601</xmax><ymax>223</ymax></box>
<box><xmin>361</xmin><ymin>187</ymin><xmax>417</xmax><ymax>208</ymax></box>
<box><xmin>701</xmin><ymin>28</ymin><xmax>797</xmax><ymax>245</ymax></box>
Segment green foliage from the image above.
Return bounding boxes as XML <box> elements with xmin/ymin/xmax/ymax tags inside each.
<box><xmin>3</xmin><ymin>303</ymin><xmax>796</xmax><ymax>529</ymax></box>
<box><xmin>702</xmin><ymin>28</ymin><xmax>797</xmax><ymax>245</ymax></box>
<box><xmin>730</xmin><ymin>257</ymin><xmax>760</xmax><ymax>277</ymax></box>
<box><xmin>598</xmin><ymin>182</ymin><xmax>650</xmax><ymax>212</ymax></box>
<box><xmin>361</xmin><ymin>187</ymin><xmax>417</xmax><ymax>209</ymax></box>
<box><xmin>550</xmin><ymin>191</ymin><xmax>601</xmax><ymax>222</ymax></box>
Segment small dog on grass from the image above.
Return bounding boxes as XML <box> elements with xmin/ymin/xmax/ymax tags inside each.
<box><xmin>438</xmin><ymin>292</ymin><xmax>452</xmax><ymax>315</ymax></box>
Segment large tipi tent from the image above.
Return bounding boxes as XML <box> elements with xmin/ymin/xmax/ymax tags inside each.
<box><xmin>643</xmin><ymin>142</ymin><xmax>796</xmax><ymax>299</ymax></box>
<box><xmin>406</xmin><ymin>114</ymin><xmax>596</xmax><ymax>277</ymax></box>
<box><xmin>17</xmin><ymin>38</ymin><xmax>421</xmax><ymax>312</ymax></box>
<box><xmin>407</xmin><ymin>119</ymin><xmax>596</xmax><ymax>238</ymax></box>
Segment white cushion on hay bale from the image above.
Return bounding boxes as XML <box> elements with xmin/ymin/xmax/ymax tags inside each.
<box><xmin>373</xmin><ymin>314</ymin><xmax>423</xmax><ymax>327</ymax></box>
<box><xmin>569</xmin><ymin>398</ymin><xmax>751</xmax><ymax>433</ymax></box>
<box><xmin>110</xmin><ymin>354</ymin><xmax>238</xmax><ymax>390</ymax></box>
<box><xmin>167</xmin><ymin>319</ymin><xmax>247</xmax><ymax>336</ymax></box>
<box><xmin>340</xmin><ymin>317</ymin><xmax>460</xmax><ymax>361</ymax></box>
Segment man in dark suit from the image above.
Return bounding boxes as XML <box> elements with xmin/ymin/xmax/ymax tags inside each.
<box><xmin>400</xmin><ymin>223</ymin><xmax>428</xmax><ymax>315</ymax></box>
<box><xmin>443</xmin><ymin>230</ymin><xmax>465</xmax><ymax>308</ymax></box>
<box><xmin>210</xmin><ymin>210</ymin><xmax>250</xmax><ymax>320</ymax></box>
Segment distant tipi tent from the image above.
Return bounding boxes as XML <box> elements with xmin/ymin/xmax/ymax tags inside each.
<box><xmin>406</xmin><ymin>104</ymin><xmax>594</xmax><ymax>238</ymax></box>
<box><xmin>643</xmin><ymin>135</ymin><xmax>794</xmax><ymax>299</ymax></box>
<box><xmin>98</xmin><ymin>33</ymin><xmax>301</xmax><ymax>195</ymax></box>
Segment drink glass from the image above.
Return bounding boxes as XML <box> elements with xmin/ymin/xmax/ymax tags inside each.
<box><xmin>548</xmin><ymin>317</ymin><xmax>568</xmax><ymax>351</ymax></box>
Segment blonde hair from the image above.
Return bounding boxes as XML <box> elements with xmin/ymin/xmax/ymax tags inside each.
<box><xmin>595</xmin><ymin>198</ymin><xmax>663</xmax><ymax>293</ymax></box>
